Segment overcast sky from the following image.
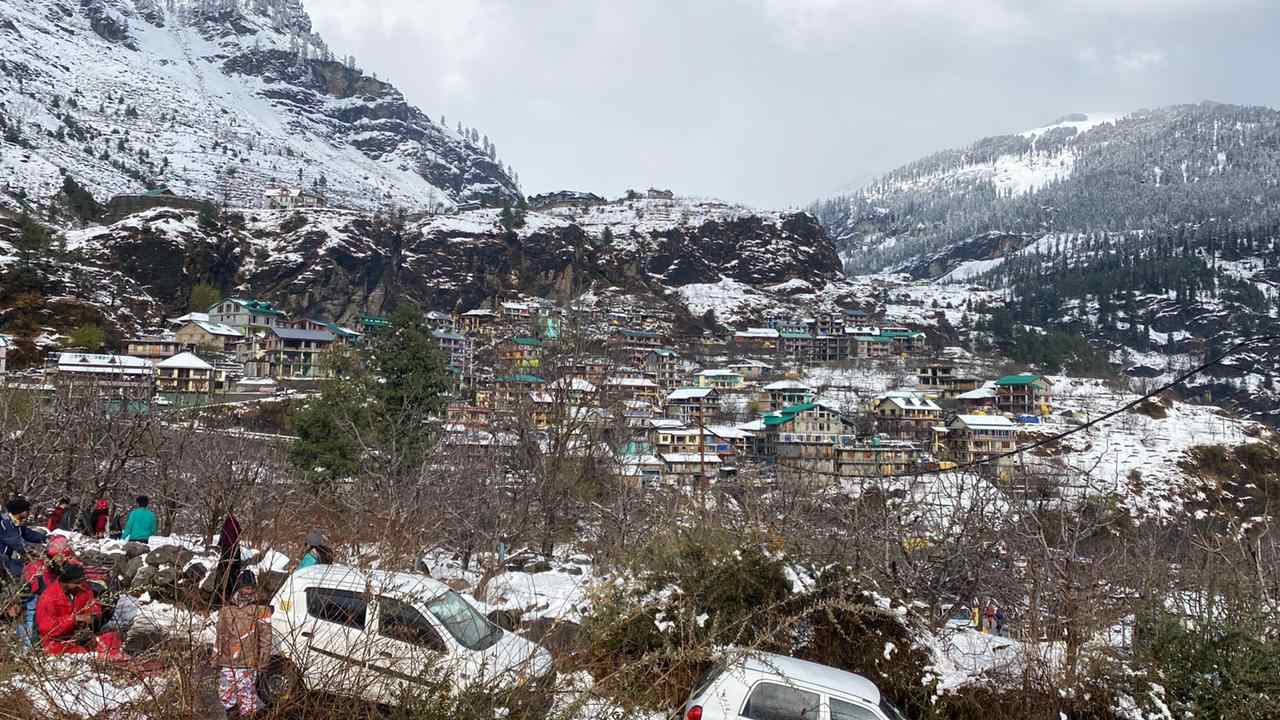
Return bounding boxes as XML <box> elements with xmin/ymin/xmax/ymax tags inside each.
<box><xmin>304</xmin><ymin>0</ymin><xmax>1280</xmax><ymax>209</ymax></box>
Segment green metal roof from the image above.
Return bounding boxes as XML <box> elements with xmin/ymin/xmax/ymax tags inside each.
<box><xmin>509</xmin><ymin>337</ymin><xmax>543</xmax><ymax>347</ymax></box>
<box><xmin>880</xmin><ymin>329</ymin><xmax>924</xmax><ymax>339</ymax></box>
<box><xmin>359</xmin><ymin>314</ymin><xmax>391</xmax><ymax>328</ymax></box>
<box><xmin>620</xmin><ymin>328</ymin><xmax>658</xmax><ymax>338</ymax></box>
<box><xmin>854</xmin><ymin>335</ymin><xmax>893</xmax><ymax>343</ymax></box>
<box><xmin>995</xmin><ymin>373</ymin><xmax>1042</xmax><ymax>386</ymax></box>
<box><xmin>495</xmin><ymin>374</ymin><xmax>544</xmax><ymax>384</ymax></box>
<box><xmin>780</xmin><ymin>331</ymin><xmax>813</xmax><ymax>339</ymax></box>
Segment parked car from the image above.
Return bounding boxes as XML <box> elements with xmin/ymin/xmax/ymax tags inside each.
<box><xmin>259</xmin><ymin>564</ymin><xmax>554</xmax><ymax>709</ymax></box>
<box><xmin>682</xmin><ymin>650</ymin><xmax>907</xmax><ymax>720</ymax></box>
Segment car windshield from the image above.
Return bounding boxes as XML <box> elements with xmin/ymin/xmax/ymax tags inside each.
<box><xmin>426</xmin><ymin>590</ymin><xmax>501</xmax><ymax>651</ymax></box>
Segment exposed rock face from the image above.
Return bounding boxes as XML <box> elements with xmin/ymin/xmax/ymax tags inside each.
<box><xmin>27</xmin><ymin>203</ymin><xmax>844</xmax><ymax>336</ymax></box>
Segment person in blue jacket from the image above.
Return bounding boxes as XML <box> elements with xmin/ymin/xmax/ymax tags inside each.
<box><xmin>2</xmin><ymin>496</ymin><xmax>46</xmax><ymax>648</ymax></box>
<box><xmin>120</xmin><ymin>496</ymin><xmax>158</xmax><ymax>543</ymax></box>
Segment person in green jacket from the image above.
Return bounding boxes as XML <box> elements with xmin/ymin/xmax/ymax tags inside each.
<box><xmin>121</xmin><ymin>496</ymin><xmax>158</xmax><ymax>542</ymax></box>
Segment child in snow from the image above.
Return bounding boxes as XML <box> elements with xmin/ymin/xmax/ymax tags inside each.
<box><xmin>213</xmin><ymin>570</ymin><xmax>272</xmax><ymax>717</ymax></box>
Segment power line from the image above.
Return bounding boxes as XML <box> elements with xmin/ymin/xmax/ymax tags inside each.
<box><xmin>699</xmin><ymin>334</ymin><xmax>1280</xmax><ymax>482</ymax></box>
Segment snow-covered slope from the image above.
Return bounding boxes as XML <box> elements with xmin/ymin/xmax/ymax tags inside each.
<box><xmin>0</xmin><ymin>0</ymin><xmax>518</xmax><ymax>213</ymax></box>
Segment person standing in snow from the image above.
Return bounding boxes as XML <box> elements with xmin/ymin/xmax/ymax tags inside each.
<box><xmin>995</xmin><ymin>606</ymin><xmax>1007</xmax><ymax>637</ymax></box>
<box><xmin>215</xmin><ymin>512</ymin><xmax>243</xmax><ymax>604</ymax></box>
<box><xmin>87</xmin><ymin>499</ymin><xmax>111</xmax><ymax>537</ymax></box>
<box><xmin>212</xmin><ymin>571</ymin><xmax>272</xmax><ymax>717</ymax></box>
<box><xmin>120</xmin><ymin>496</ymin><xmax>158</xmax><ymax>542</ymax></box>
<box><xmin>45</xmin><ymin>498</ymin><xmax>70</xmax><ymax>532</ymax></box>
<box><xmin>984</xmin><ymin>603</ymin><xmax>996</xmax><ymax>634</ymax></box>
<box><xmin>296</xmin><ymin>529</ymin><xmax>333</xmax><ymax>570</ymax></box>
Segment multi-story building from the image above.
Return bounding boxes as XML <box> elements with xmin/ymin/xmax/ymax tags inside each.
<box><xmin>0</xmin><ymin>335</ymin><xmax>8</xmax><ymax>380</ymax></box>
<box><xmin>126</xmin><ymin>335</ymin><xmax>184</xmax><ymax>364</ymax></box>
<box><xmin>642</xmin><ymin>348</ymin><xmax>681</xmax><ymax>390</ymax></box>
<box><xmin>664</xmin><ymin>387</ymin><xmax>719</xmax><ymax>425</ymax></box>
<box><xmin>497</xmin><ymin>337</ymin><xmax>543</xmax><ymax>371</ymax></box>
<box><xmin>946</xmin><ymin>414</ymin><xmax>1018</xmax><ymax>477</ymax></box>
<box><xmin>254</xmin><ymin>327</ymin><xmax>336</xmax><ymax>379</ymax></box>
<box><xmin>763</xmin><ymin>401</ymin><xmax>847</xmax><ymax>480</ymax></box>
<box><xmin>208</xmin><ymin>298</ymin><xmax>287</xmax><ymax>331</ymax></box>
<box><xmin>46</xmin><ymin>353</ymin><xmax>155</xmax><ymax>410</ymax></box>
<box><xmin>880</xmin><ymin>327</ymin><xmax>927</xmax><ymax>355</ymax></box>
<box><xmin>604</xmin><ymin>376</ymin><xmax>662</xmax><ymax>406</ymax></box>
<box><xmin>432</xmin><ymin>330</ymin><xmax>475</xmax><ymax>374</ymax></box>
<box><xmin>762</xmin><ymin>380</ymin><xmax>814</xmax><ymax>411</ymax></box>
<box><xmin>175</xmin><ymin>320</ymin><xmax>243</xmax><ymax>353</ymax></box>
<box><xmin>734</xmin><ymin>328</ymin><xmax>779</xmax><ymax>353</ymax></box>
<box><xmin>917</xmin><ymin>361</ymin><xmax>980</xmax><ymax>399</ymax></box>
<box><xmin>460</xmin><ymin>308</ymin><xmax>498</xmax><ymax>334</ymax></box>
<box><xmin>156</xmin><ymin>352</ymin><xmax>228</xmax><ymax>397</ymax></box>
<box><xmin>491</xmin><ymin>374</ymin><xmax>545</xmax><ymax>411</ymax></box>
<box><xmin>850</xmin><ymin>334</ymin><xmax>894</xmax><ymax>359</ymax></box>
<box><xmin>609</xmin><ymin>327</ymin><xmax>663</xmax><ymax>351</ymax></box>
<box><xmin>696</xmin><ymin>369</ymin><xmax>744</xmax><ymax>390</ymax></box>
<box><xmin>835</xmin><ymin>437</ymin><xmax>923</xmax><ymax>478</ymax></box>
<box><xmin>994</xmin><ymin>373</ymin><xmax>1053</xmax><ymax>416</ymax></box>
<box><xmin>727</xmin><ymin>360</ymin><xmax>772</xmax><ymax>381</ymax></box>
<box><xmin>660</xmin><ymin>452</ymin><xmax>722</xmax><ymax>485</ymax></box>
<box><xmin>867</xmin><ymin>391</ymin><xmax>943</xmax><ymax>442</ymax></box>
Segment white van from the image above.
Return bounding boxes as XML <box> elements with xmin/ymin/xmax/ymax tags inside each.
<box><xmin>682</xmin><ymin>651</ymin><xmax>908</xmax><ymax>720</ymax></box>
<box><xmin>260</xmin><ymin>564</ymin><xmax>554</xmax><ymax>708</ymax></box>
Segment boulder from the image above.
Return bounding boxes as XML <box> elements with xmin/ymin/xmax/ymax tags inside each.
<box><xmin>145</xmin><ymin>545</ymin><xmax>193</xmax><ymax>568</ymax></box>
<box><xmin>488</xmin><ymin>608</ymin><xmax>522</xmax><ymax>631</ymax></box>
<box><xmin>525</xmin><ymin>560</ymin><xmax>553</xmax><ymax>573</ymax></box>
<box><xmin>153</xmin><ymin>566</ymin><xmax>179</xmax><ymax>588</ymax></box>
<box><xmin>132</xmin><ymin>565</ymin><xmax>158</xmax><ymax>588</ymax></box>
<box><xmin>121</xmin><ymin>555</ymin><xmax>146</xmax><ymax>585</ymax></box>
<box><xmin>123</xmin><ymin>542</ymin><xmax>151</xmax><ymax>558</ymax></box>
<box><xmin>568</xmin><ymin>554</ymin><xmax>592</xmax><ymax>566</ymax></box>
<box><xmin>561</xmin><ymin>565</ymin><xmax>584</xmax><ymax>576</ymax></box>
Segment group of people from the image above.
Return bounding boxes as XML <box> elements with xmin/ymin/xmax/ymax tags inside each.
<box><xmin>2</xmin><ymin>497</ymin><xmax>125</xmax><ymax>657</ymax></box>
<box><xmin>41</xmin><ymin>495</ymin><xmax>158</xmax><ymax>542</ymax></box>
<box><xmin>970</xmin><ymin>600</ymin><xmax>1007</xmax><ymax>636</ymax></box>
<box><xmin>5</xmin><ymin>493</ymin><xmax>340</xmax><ymax>717</ymax></box>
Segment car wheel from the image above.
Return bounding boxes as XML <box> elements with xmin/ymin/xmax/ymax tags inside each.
<box><xmin>257</xmin><ymin>657</ymin><xmax>303</xmax><ymax>706</ymax></box>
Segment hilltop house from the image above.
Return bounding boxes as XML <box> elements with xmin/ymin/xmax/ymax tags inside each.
<box><xmin>609</xmin><ymin>328</ymin><xmax>663</xmax><ymax>351</ymax></box>
<box><xmin>208</xmin><ymin>299</ymin><xmax>287</xmax><ymax>330</ymax></box>
<box><xmin>604</xmin><ymin>376</ymin><xmax>662</xmax><ymax>406</ymax></box>
<box><xmin>734</xmin><ymin>328</ymin><xmax>779</xmax><ymax>352</ymax></box>
<box><xmin>264</xmin><ymin>186</ymin><xmax>326</xmax><ymax>209</ymax></box>
<box><xmin>460</xmin><ymin>308</ymin><xmax>498</xmax><ymax>334</ymax></box>
<box><xmin>995</xmin><ymin>373</ymin><xmax>1053</xmax><ymax>415</ymax></box>
<box><xmin>917</xmin><ymin>361</ymin><xmax>980</xmax><ymax>399</ymax></box>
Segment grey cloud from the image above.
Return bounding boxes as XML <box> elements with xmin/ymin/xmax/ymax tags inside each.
<box><xmin>304</xmin><ymin>0</ymin><xmax>1280</xmax><ymax>208</ymax></box>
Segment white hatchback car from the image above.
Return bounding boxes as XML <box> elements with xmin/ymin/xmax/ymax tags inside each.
<box><xmin>260</xmin><ymin>564</ymin><xmax>554</xmax><ymax>709</ymax></box>
<box><xmin>682</xmin><ymin>651</ymin><xmax>908</xmax><ymax>720</ymax></box>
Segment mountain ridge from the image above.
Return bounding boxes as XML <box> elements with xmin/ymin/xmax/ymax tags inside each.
<box><xmin>0</xmin><ymin>0</ymin><xmax>519</xmax><ymax>215</ymax></box>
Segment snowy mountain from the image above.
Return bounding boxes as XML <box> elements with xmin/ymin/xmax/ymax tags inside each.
<box><xmin>814</xmin><ymin>103</ymin><xmax>1280</xmax><ymax>275</ymax></box>
<box><xmin>0</xmin><ymin>0</ymin><xmax>519</xmax><ymax>214</ymax></box>
<box><xmin>813</xmin><ymin>103</ymin><xmax>1280</xmax><ymax>425</ymax></box>
<box><xmin>0</xmin><ymin>196</ymin><xmax>844</xmax><ymax>351</ymax></box>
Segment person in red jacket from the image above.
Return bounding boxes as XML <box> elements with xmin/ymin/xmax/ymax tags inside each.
<box><xmin>90</xmin><ymin>500</ymin><xmax>110</xmax><ymax>537</ymax></box>
<box><xmin>45</xmin><ymin>498</ymin><xmax>70</xmax><ymax>532</ymax></box>
<box><xmin>35</xmin><ymin>563</ymin><xmax>123</xmax><ymax>658</ymax></box>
